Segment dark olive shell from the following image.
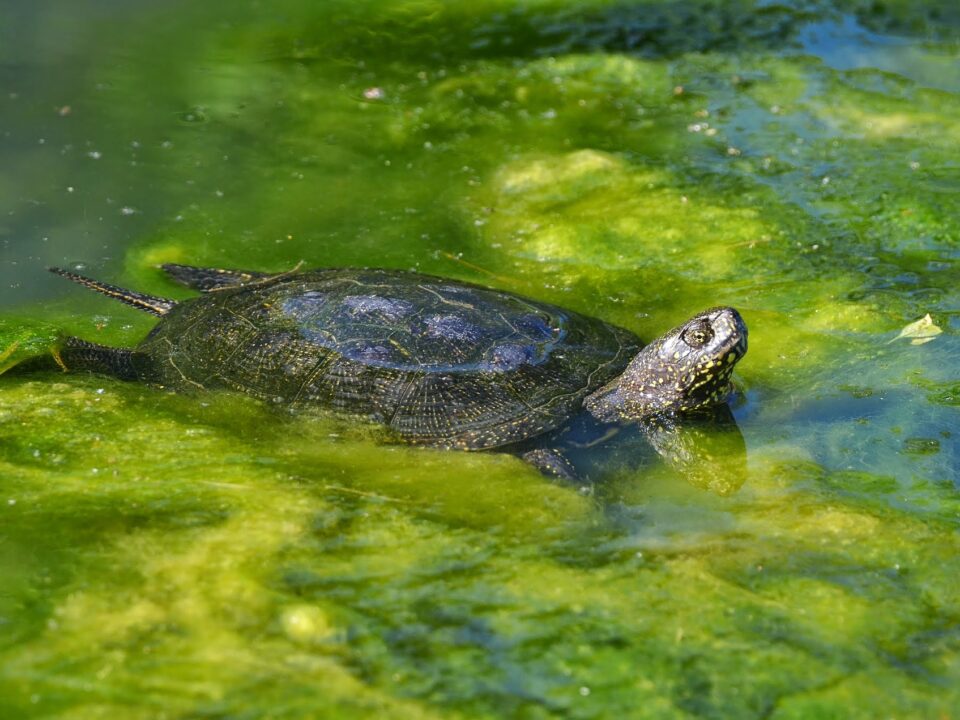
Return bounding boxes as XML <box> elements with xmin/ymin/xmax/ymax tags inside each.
<box><xmin>138</xmin><ymin>269</ymin><xmax>640</xmax><ymax>449</ymax></box>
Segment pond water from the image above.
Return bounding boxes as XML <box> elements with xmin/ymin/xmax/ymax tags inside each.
<box><xmin>1</xmin><ymin>1</ymin><xmax>959</xmax><ymax>717</ymax></box>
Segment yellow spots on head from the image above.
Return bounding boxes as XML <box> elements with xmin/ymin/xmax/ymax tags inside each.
<box><xmin>726</xmin><ymin>353</ymin><xmax>738</xmax><ymax>364</ymax></box>
<box><xmin>673</xmin><ymin>351</ymin><xmax>681</xmax><ymax>360</ymax></box>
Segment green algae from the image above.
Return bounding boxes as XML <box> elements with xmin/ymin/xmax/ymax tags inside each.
<box><xmin>2</xmin><ymin>0</ymin><xmax>960</xmax><ymax>717</ymax></box>
<box><xmin>0</xmin><ymin>320</ymin><xmax>62</xmax><ymax>375</ymax></box>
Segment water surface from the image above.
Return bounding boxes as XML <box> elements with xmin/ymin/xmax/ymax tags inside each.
<box><xmin>1</xmin><ymin>1</ymin><xmax>959</xmax><ymax>717</ymax></box>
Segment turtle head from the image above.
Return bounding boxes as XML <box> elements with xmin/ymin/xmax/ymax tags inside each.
<box><xmin>586</xmin><ymin>307</ymin><xmax>747</xmax><ymax>420</ymax></box>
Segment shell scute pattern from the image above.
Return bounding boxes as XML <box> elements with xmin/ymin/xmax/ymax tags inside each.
<box><xmin>342</xmin><ymin>341</ymin><xmax>400</xmax><ymax>364</ymax></box>
<box><xmin>340</xmin><ymin>294</ymin><xmax>414</xmax><ymax>323</ymax></box>
<box><xmin>140</xmin><ymin>269</ymin><xmax>640</xmax><ymax>449</ymax></box>
<box><xmin>514</xmin><ymin>313</ymin><xmax>556</xmax><ymax>339</ymax></box>
<box><xmin>482</xmin><ymin>343</ymin><xmax>536</xmax><ymax>373</ymax></box>
<box><xmin>423</xmin><ymin>314</ymin><xmax>484</xmax><ymax>343</ymax></box>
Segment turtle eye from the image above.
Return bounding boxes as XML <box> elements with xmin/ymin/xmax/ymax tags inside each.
<box><xmin>681</xmin><ymin>322</ymin><xmax>713</xmax><ymax>348</ymax></box>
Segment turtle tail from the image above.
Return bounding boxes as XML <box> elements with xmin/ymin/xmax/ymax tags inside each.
<box><xmin>56</xmin><ymin>337</ymin><xmax>146</xmax><ymax>380</ymax></box>
<box><xmin>48</xmin><ymin>267</ymin><xmax>177</xmax><ymax>316</ymax></box>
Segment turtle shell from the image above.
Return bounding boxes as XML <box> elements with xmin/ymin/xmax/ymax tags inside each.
<box><xmin>138</xmin><ymin>268</ymin><xmax>641</xmax><ymax>449</ymax></box>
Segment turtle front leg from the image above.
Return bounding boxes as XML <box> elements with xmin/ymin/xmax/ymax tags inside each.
<box><xmin>521</xmin><ymin>448</ymin><xmax>578</xmax><ymax>481</ymax></box>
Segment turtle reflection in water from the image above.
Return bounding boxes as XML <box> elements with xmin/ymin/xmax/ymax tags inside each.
<box><xmin>45</xmin><ymin>264</ymin><xmax>748</xmax><ymax>485</ymax></box>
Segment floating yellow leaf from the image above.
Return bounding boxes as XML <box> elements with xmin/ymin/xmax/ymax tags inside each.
<box><xmin>889</xmin><ymin>314</ymin><xmax>942</xmax><ymax>345</ymax></box>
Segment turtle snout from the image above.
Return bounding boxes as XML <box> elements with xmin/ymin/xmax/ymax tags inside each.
<box><xmin>708</xmin><ymin>307</ymin><xmax>747</xmax><ymax>360</ymax></box>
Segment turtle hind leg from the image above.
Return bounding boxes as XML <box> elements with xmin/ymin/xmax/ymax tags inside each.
<box><xmin>57</xmin><ymin>338</ymin><xmax>147</xmax><ymax>380</ymax></box>
<box><xmin>48</xmin><ymin>268</ymin><xmax>176</xmax><ymax>316</ymax></box>
<box><xmin>160</xmin><ymin>264</ymin><xmax>270</xmax><ymax>292</ymax></box>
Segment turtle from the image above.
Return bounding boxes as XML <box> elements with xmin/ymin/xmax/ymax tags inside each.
<box><xmin>44</xmin><ymin>264</ymin><xmax>748</xmax><ymax>479</ymax></box>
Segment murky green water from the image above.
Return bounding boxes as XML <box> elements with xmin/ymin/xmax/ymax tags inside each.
<box><xmin>2</xmin><ymin>1</ymin><xmax>959</xmax><ymax>717</ymax></box>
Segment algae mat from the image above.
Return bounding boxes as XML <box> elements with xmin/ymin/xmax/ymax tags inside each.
<box><xmin>1</xmin><ymin>1</ymin><xmax>959</xmax><ymax>717</ymax></box>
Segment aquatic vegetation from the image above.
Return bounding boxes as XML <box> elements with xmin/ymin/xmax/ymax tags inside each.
<box><xmin>1</xmin><ymin>0</ymin><xmax>958</xmax><ymax>717</ymax></box>
<box><xmin>0</xmin><ymin>320</ymin><xmax>61</xmax><ymax>374</ymax></box>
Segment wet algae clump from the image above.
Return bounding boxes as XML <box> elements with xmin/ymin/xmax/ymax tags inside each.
<box><xmin>1</xmin><ymin>0</ymin><xmax>960</xmax><ymax>718</ymax></box>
